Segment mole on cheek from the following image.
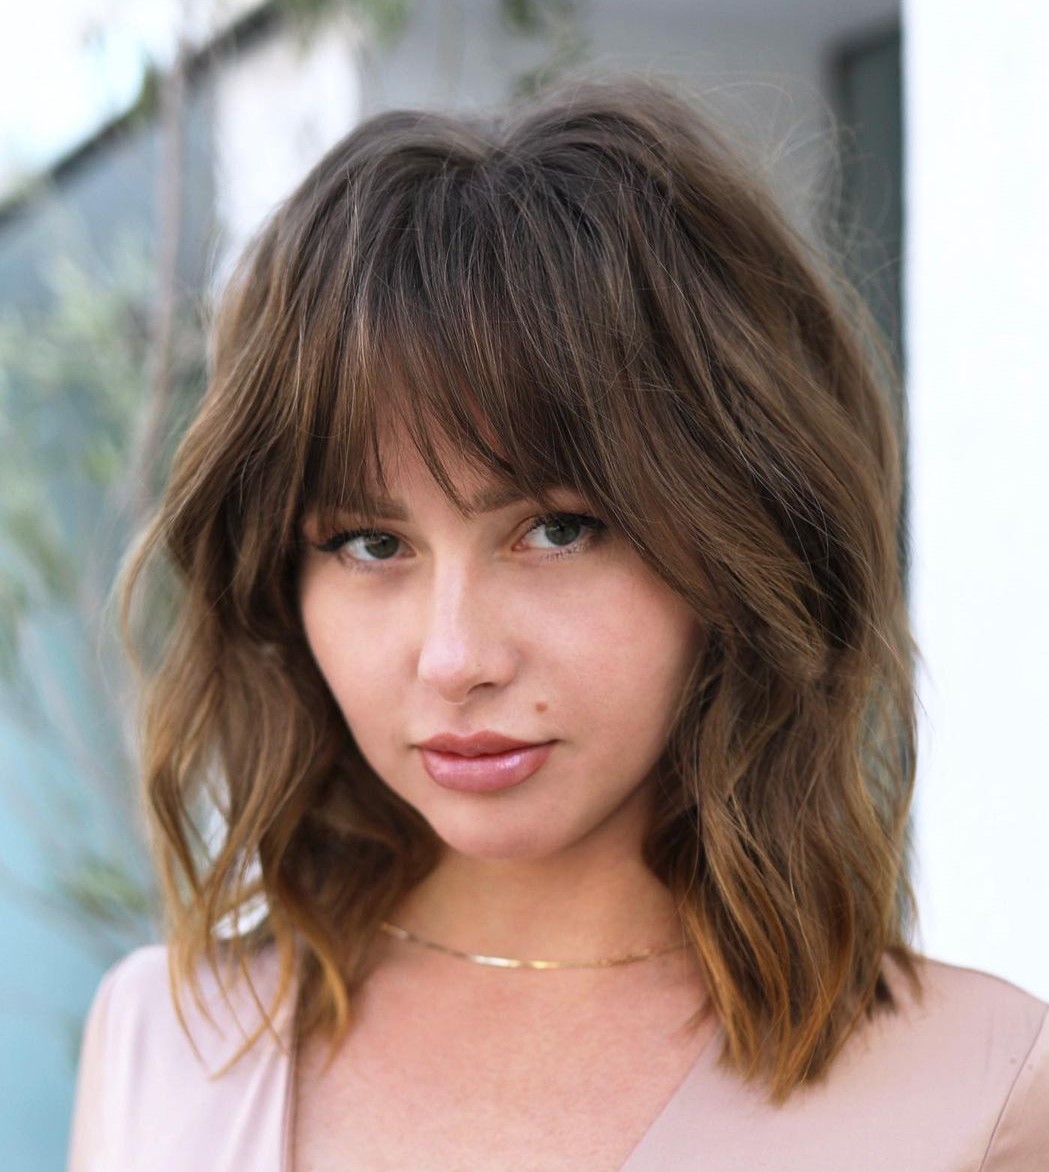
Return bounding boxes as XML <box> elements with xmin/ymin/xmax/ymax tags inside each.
<box><xmin>535</xmin><ymin>701</ymin><xmax>548</xmax><ymax>713</ymax></box>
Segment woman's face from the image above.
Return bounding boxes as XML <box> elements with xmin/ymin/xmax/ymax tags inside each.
<box><xmin>299</xmin><ymin>432</ymin><xmax>702</xmax><ymax>863</ymax></box>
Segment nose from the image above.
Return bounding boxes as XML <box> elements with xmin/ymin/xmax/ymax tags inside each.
<box><xmin>416</xmin><ymin>564</ymin><xmax>517</xmax><ymax>704</ymax></box>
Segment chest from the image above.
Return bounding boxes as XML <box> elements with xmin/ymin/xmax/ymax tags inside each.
<box><xmin>290</xmin><ymin>964</ymin><xmax>713</xmax><ymax>1172</ymax></box>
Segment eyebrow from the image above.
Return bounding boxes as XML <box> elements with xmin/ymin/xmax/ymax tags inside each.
<box><xmin>358</xmin><ymin>483</ymin><xmax>536</xmax><ymax>522</ymax></box>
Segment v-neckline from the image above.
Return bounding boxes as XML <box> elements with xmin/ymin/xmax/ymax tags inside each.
<box><xmin>617</xmin><ymin>1017</ymin><xmax>725</xmax><ymax>1170</ymax></box>
<box><xmin>277</xmin><ymin>1003</ymin><xmax>724</xmax><ymax>1172</ymax></box>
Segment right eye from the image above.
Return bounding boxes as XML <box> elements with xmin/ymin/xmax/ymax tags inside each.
<box><xmin>314</xmin><ymin>529</ymin><xmax>404</xmax><ymax>566</ymax></box>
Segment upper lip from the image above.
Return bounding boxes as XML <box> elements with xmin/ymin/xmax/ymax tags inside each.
<box><xmin>416</xmin><ymin>732</ymin><xmax>550</xmax><ymax>757</ymax></box>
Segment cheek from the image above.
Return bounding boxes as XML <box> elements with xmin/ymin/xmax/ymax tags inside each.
<box><xmin>557</xmin><ymin>572</ymin><xmax>700</xmax><ymax>726</ymax></box>
<box><xmin>299</xmin><ymin>575</ymin><xmax>392</xmax><ymax>720</ymax></box>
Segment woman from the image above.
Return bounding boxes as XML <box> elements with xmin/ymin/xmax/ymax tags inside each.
<box><xmin>69</xmin><ymin>77</ymin><xmax>1047</xmax><ymax>1170</ymax></box>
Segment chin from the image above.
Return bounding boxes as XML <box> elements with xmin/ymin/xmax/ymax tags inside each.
<box><xmin>425</xmin><ymin>810</ymin><xmax>571</xmax><ymax>863</ymax></box>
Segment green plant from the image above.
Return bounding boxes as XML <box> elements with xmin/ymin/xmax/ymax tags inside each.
<box><xmin>0</xmin><ymin>223</ymin><xmax>208</xmax><ymax>960</ymax></box>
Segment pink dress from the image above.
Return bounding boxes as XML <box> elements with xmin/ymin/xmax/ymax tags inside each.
<box><xmin>68</xmin><ymin>944</ymin><xmax>1049</xmax><ymax>1170</ymax></box>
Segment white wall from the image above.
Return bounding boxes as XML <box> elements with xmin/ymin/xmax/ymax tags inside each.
<box><xmin>904</xmin><ymin>0</ymin><xmax>1049</xmax><ymax>998</ymax></box>
<box><xmin>212</xmin><ymin>11</ymin><xmax>363</xmax><ymax>283</ymax></box>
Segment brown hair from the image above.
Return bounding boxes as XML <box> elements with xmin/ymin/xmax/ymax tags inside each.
<box><xmin>122</xmin><ymin>75</ymin><xmax>921</xmax><ymax>1101</ymax></box>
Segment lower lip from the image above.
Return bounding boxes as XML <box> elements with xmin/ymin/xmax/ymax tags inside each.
<box><xmin>419</xmin><ymin>742</ymin><xmax>555</xmax><ymax>793</ymax></box>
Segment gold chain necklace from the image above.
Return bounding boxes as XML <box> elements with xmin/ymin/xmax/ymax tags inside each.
<box><xmin>380</xmin><ymin>920</ymin><xmax>685</xmax><ymax>970</ymax></box>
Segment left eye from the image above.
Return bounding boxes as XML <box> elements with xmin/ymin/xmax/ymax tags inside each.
<box><xmin>316</xmin><ymin>530</ymin><xmax>400</xmax><ymax>561</ymax></box>
<box><xmin>521</xmin><ymin>513</ymin><xmax>606</xmax><ymax>552</ymax></box>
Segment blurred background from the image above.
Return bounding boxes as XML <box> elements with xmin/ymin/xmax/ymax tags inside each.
<box><xmin>1</xmin><ymin>0</ymin><xmax>1046</xmax><ymax>1166</ymax></box>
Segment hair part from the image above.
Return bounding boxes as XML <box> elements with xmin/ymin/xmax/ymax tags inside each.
<box><xmin>122</xmin><ymin>73</ymin><xmax>921</xmax><ymax>1103</ymax></box>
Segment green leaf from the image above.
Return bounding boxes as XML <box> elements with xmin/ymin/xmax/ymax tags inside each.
<box><xmin>55</xmin><ymin>854</ymin><xmax>155</xmax><ymax>926</ymax></box>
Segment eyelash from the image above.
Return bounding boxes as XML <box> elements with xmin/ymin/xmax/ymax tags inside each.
<box><xmin>313</xmin><ymin>512</ymin><xmax>607</xmax><ymax>572</ymax></box>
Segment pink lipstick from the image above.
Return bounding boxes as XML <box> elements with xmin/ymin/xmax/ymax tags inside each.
<box><xmin>416</xmin><ymin>733</ymin><xmax>555</xmax><ymax>794</ymax></box>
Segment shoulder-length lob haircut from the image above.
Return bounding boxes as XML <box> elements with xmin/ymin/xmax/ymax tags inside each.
<box><xmin>123</xmin><ymin>75</ymin><xmax>921</xmax><ymax>1101</ymax></box>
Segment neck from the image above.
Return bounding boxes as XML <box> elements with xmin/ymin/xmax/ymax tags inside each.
<box><xmin>391</xmin><ymin>837</ymin><xmax>682</xmax><ymax>964</ymax></box>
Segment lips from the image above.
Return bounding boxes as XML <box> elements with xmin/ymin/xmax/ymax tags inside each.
<box><xmin>416</xmin><ymin>733</ymin><xmax>555</xmax><ymax>794</ymax></box>
<box><xmin>416</xmin><ymin>731</ymin><xmax>545</xmax><ymax>757</ymax></box>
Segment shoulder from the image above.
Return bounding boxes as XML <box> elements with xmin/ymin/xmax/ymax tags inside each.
<box><xmin>90</xmin><ymin>942</ymin><xmax>291</xmax><ymax>1069</ymax></box>
<box><xmin>631</xmin><ymin>953</ymin><xmax>1049</xmax><ymax>1172</ymax></box>
<box><xmin>894</xmin><ymin>950</ymin><xmax>1047</xmax><ymax>1020</ymax></box>
<box><xmin>878</xmin><ymin>950</ymin><xmax>1046</xmax><ymax>1058</ymax></box>
<box><xmin>69</xmin><ymin>943</ymin><xmax>294</xmax><ymax>1172</ymax></box>
<box><xmin>871</xmin><ymin>953</ymin><xmax>1049</xmax><ymax>1171</ymax></box>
